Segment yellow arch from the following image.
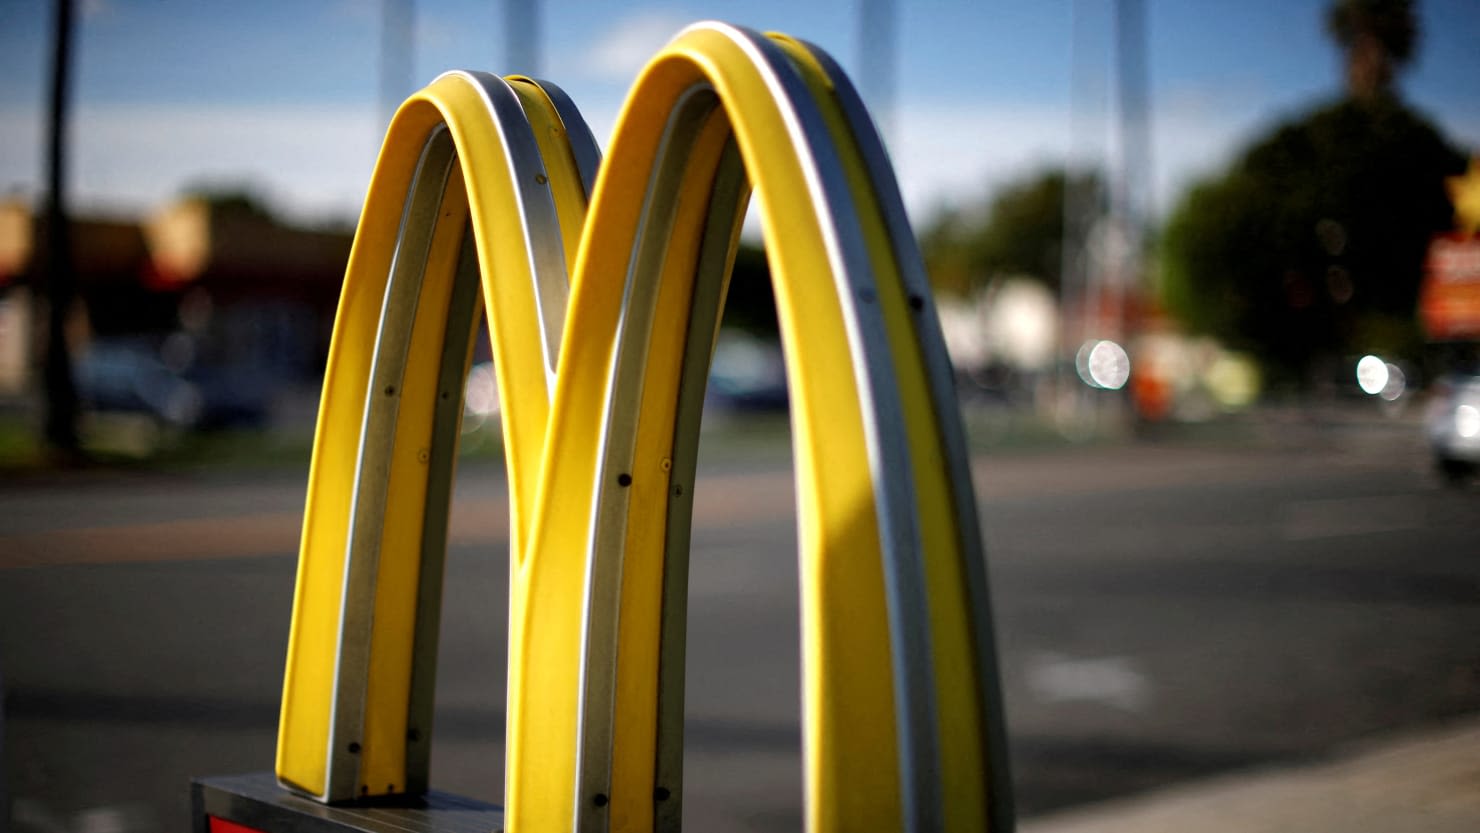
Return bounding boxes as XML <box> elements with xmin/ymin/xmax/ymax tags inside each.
<box><xmin>276</xmin><ymin>21</ymin><xmax>1010</xmax><ymax>833</ymax></box>
<box><xmin>276</xmin><ymin>70</ymin><xmax>598</xmax><ymax>801</ymax></box>
<box><xmin>511</xmin><ymin>24</ymin><xmax>1009</xmax><ymax>833</ymax></box>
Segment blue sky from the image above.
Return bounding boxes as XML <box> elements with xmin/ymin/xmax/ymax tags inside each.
<box><xmin>1</xmin><ymin>0</ymin><xmax>1477</xmax><ymax>226</ymax></box>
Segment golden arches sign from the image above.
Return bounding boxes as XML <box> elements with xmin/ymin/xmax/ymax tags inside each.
<box><xmin>272</xmin><ymin>22</ymin><xmax>1010</xmax><ymax>833</ymax></box>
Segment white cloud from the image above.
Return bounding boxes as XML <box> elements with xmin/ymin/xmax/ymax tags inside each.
<box><xmin>0</xmin><ymin>103</ymin><xmax>381</xmax><ymax>223</ymax></box>
<box><xmin>0</xmin><ymin>86</ymin><xmax>1272</xmax><ymax>231</ymax></box>
<box><xmin>887</xmin><ymin>90</ymin><xmax>1268</xmax><ymax>225</ymax></box>
<box><xmin>584</xmin><ymin>10</ymin><xmax>690</xmax><ymax>82</ymax></box>
<box><xmin>414</xmin><ymin>15</ymin><xmax>460</xmax><ymax>53</ymax></box>
<box><xmin>0</xmin><ymin>107</ymin><xmax>42</xmax><ymax>200</ymax></box>
<box><xmin>889</xmin><ymin>102</ymin><xmax>1072</xmax><ymax>223</ymax></box>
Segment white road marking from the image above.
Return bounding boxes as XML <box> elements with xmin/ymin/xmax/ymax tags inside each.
<box><xmin>1026</xmin><ymin>652</ymin><xmax>1152</xmax><ymax>712</ymax></box>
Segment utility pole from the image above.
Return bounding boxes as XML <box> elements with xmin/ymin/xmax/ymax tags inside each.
<box><xmin>505</xmin><ymin>0</ymin><xmax>540</xmax><ymax>75</ymax></box>
<box><xmin>1113</xmin><ymin>0</ymin><xmax>1151</xmax><ymax>304</ymax></box>
<box><xmin>1061</xmin><ymin>0</ymin><xmax>1110</xmax><ymax>421</ymax></box>
<box><xmin>857</xmin><ymin>0</ymin><xmax>897</xmax><ymax>150</ymax></box>
<box><xmin>380</xmin><ymin>0</ymin><xmax>413</xmax><ymax>131</ymax></box>
<box><xmin>42</xmin><ymin>0</ymin><xmax>79</xmax><ymax>456</ymax></box>
<box><xmin>1061</xmin><ymin>0</ymin><xmax>1151</xmax><ymax>429</ymax></box>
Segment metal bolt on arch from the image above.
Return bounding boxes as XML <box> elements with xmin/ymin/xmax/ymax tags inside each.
<box><xmin>196</xmin><ymin>21</ymin><xmax>1013</xmax><ymax>833</ymax></box>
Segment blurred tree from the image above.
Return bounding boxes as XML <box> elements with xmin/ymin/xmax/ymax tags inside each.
<box><xmin>1159</xmin><ymin>0</ymin><xmax>1466</xmax><ymax>384</ymax></box>
<box><xmin>179</xmin><ymin>185</ymin><xmax>278</xmax><ymax>221</ymax></box>
<box><xmin>919</xmin><ymin>168</ymin><xmax>1100</xmax><ymax>297</ymax></box>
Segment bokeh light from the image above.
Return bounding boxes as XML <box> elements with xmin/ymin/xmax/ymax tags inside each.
<box><xmin>1076</xmin><ymin>339</ymin><xmax>1131</xmax><ymax>391</ymax></box>
<box><xmin>1355</xmin><ymin>354</ymin><xmax>1389</xmax><ymax>396</ymax></box>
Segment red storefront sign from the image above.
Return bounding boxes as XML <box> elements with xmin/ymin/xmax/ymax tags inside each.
<box><xmin>1420</xmin><ymin>233</ymin><xmax>1480</xmax><ymax>340</ymax></box>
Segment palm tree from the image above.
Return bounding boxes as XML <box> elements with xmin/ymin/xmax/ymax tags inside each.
<box><xmin>1325</xmin><ymin>0</ymin><xmax>1418</xmax><ymax>100</ymax></box>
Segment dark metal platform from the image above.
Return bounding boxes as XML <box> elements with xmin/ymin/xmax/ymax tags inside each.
<box><xmin>192</xmin><ymin>773</ymin><xmax>504</xmax><ymax>833</ymax></box>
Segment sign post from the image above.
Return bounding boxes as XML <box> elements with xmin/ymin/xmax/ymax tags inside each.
<box><xmin>1422</xmin><ymin>158</ymin><xmax>1480</xmax><ymax>341</ymax></box>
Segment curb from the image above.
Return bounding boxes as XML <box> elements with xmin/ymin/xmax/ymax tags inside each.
<box><xmin>1021</xmin><ymin>715</ymin><xmax>1480</xmax><ymax>833</ymax></box>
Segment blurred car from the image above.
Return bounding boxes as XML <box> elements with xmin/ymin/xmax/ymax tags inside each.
<box><xmin>184</xmin><ymin>362</ymin><xmax>273</xmax><ymax>429</ymax></box>
<box><xmin>1426</xmin><ymin>370</ymin><xmax>1480</xmax><ymax>483</ymax></box>
<box><xmin>75</xmin><ymin>338</ymin><xmax>203</xmax><ymax>429</ymax></box>
<box><xmin>75</xmin><ymin>337</ymin><xmax>273</xmax><ymax>431</ymax></box>
<box><xmin>705</xmin><ymin>331</ymin><xmax>788</xmax><ymax>413</ymax></box>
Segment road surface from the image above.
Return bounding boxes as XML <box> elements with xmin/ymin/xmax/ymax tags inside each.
<box><xmin>2</xmin><ymin>410</ymin><xmax>1477</xmax><ymax>832</ymax></box>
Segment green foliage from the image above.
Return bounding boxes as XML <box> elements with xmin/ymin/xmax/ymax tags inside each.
<box><xmin>920</xmin><ymin>168</ymin><xmax>1100</xmax><ymax>297</ymax></box>
<box><xmin>1160</xmin><ymin>96</ymin><xmax>1465</xmax><ymax>382</ymax></box>
<box><xmin>180</xmin><ymin>185</ymin><xmax>277</xmax><ymax>220</ymax></box>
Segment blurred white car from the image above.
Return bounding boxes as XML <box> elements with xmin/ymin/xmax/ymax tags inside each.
<box><xmin>1426</xmin><ymin>371</ymin><xmax>1480</xmax><ymax>483</ymax></box>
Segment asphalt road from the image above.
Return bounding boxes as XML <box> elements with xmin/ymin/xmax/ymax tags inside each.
<box><xmin>2</xmin><ymin>410</ymin><xmax>1478</xmax><ymax>832</ymax></box>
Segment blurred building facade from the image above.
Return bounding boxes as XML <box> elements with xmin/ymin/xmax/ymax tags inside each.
<box><xmin>0</xmin><ymin>197</ymin><xmax>350</xmax><ymax>404</ymax></box>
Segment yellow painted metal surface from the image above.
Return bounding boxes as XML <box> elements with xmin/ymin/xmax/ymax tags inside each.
<box><xmin>771</xmin><ymin>33</ymin><xmax>993</xmax><ymax>831</ymax></box>
<box><xmin>277</xmin><ymin>20</ymin><xmax>1007</xmax><ymax>833</ymax></box>
<box><xmin>278</xmin><ymin>71</ymin><xmax>590</xmax><ymax>802</ymax></box>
